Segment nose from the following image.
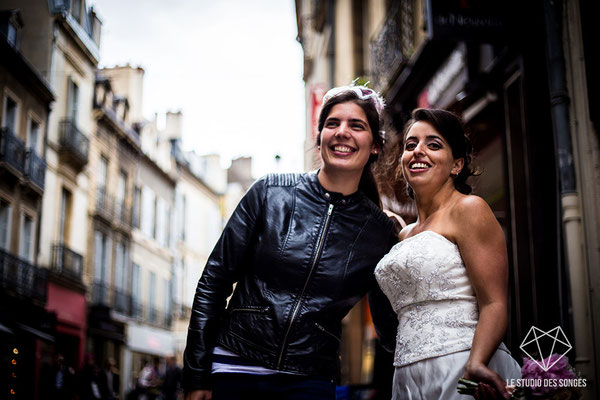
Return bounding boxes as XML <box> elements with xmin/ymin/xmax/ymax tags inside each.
<box><xmin>334</xmin><ymin>122</ymin><xmax>351</xmax><ymax>138</ymax></box>
<box><xmin>414</xmin><ymin>141</ymin><xmax>426</xmax><ymax>156</ymax></box>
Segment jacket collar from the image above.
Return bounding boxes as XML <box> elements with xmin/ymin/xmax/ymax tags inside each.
<box><xmin>306</xmin><ymin>170</ymin><xmax>364</xmax><ymax>206</ymax></box>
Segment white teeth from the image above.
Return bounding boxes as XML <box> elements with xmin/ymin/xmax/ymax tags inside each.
<box><xmin>333</xmin><ymin>145</ymin><xmax>354</xmax><ymax>153</ymax></box>
<box><xmin>410</xmin><ymin>162</ymin><xmax>430</xmax><ymax>169</ymax></box>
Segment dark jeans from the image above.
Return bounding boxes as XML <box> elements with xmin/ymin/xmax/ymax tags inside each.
<box><xmin>212</xmin><ymin>373</ymin><xmax>336</xmax><ymax>400</ymax></box>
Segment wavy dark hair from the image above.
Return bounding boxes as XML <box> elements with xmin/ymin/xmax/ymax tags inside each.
<box><xmin>316</xmin><ymin>91</ymin><xmax>384</xmax><ymax>206</ymax></box>
<box><xmin>403</xmin><ymin>108</ymin><xmax>477</xmax><ymax>198</ymax></box>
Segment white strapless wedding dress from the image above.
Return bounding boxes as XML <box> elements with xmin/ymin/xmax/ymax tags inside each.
<box><xmin>375</xmin><ymin>231</ymin><xmax>521</xmax><ymax>400</ymax></box>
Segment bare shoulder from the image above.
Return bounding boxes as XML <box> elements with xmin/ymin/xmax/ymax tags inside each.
<box><xmin>398</xmin><ymin>222</ymin><xmax>417</xmax><ymax>241</ymax></box>
<box><xmin>450</xmin><ymin>194</ymin><xmax>501</xmax><ymax>242</ymax></box>
<box><xmin>452</xmin><ymin>194</ymin><xmax>495</xmax><ymax>224</ymax></box>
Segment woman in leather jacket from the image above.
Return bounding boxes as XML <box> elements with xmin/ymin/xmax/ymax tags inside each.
<box><xmin>183</xmin><ymin>83</ymin><xmax>398</xmax><ymax>400</ymax></box>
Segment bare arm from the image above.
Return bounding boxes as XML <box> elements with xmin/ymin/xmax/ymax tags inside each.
<box><xmin>454</xmin><ymin>196</ymin><xmax>510</xmax><ymax>398</ymax></box>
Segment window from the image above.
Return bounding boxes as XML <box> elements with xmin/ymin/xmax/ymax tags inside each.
<box><xmin>98</xmin><ymin>156</ymin><xmax>108</xmax><ymax>189</ymax></box>
<box><xmin>0</xmin><ymin>200</ymin><xmax>11</xmax><ymax>251</ymax></box>
<box><xmin>67</xmin><ymin>78</ymin><xmax>79</xmax><ymax>123</ymax></box>
<box><xmin>93</xmin><ymin>230</ymin><xmax>111</xmax><ymax>283</ymax></box>
<box><xmin>59</xmin><ymin>188</ymin><xmax>72</xmax><ymax>243</ymax></box>
<box><xmin>117</xmin><ymin>171</ymin><xmax>126</xmax><ymax>205</ymax></box>
<box><xmin>28</xmin><ymin>119</ymin><xmax>40</xmax><ymax>153</ymax></box>
<box><xmin>156</xmin><ymin>198</ymin><xmax>170</xmax><ymax>247</ymax></box>
<box><xmin>2</xmin><ymin>96</ymin><xmax>18</xmax><ymax>133</ymax></box>
<box><xmin>71</xmin><ymin>0</ymin><xmax>82</xmax><ymax>24</ymax></box>
<box><xmin>131</xmin><ymin>263</ymin><xmax>141</xmax><ymax>316</ymax></box>
<box><xmin>132</xmin><ymin>186</ymin><xmax>141</xmax><ymax>228</ymax></box>
<box><xmin>117</xmin><ymin>171</ymin><xmax>127</xmax><ymax>220</ymax></box>
<box><xmin>20</xmin><ymin>213</ymin><xmax>34</xmax><ymax>262</ymax></box>
<box><xmin>140</xmin><ymin>187</ymin><xmax>155</xmax><ymax>238</ymax></box>
<box><xmin>149</xmin><ymin>271</ymin><xmax>157</xmax><ymax>322</ymax></box>
<box><xmin>181</xmin><ymin>194</ymin><xmax>186</xmax><ymax>241</ymax></box>
<box><xmin>131</xmin><ymin>263</ymin><xmax>140</xmax><ymax>299</ymax></box>
<box><xmin>163</xmin><ymin>278</ymin><xmax>171</xmax><ymax>318</ymax></box>
<box><xmin>7</xmin><ymin>21</ymin><xmax>18</xmax><ymax>48</ymax></box>
<box><xmin>114</xmin><ymin>240</ymin><xmax>129</xmax><ymax>290</ymax></box>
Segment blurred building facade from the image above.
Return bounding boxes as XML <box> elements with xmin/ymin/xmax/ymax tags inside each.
<box><xmin>1</xmin><ymin>2</ymin><xmax>103</xmax><ymax>398</ymax></box>
<box><xmin>296</xmin><ymin>0</ymin><xmax>599</xmax><ymax>397</ymax></box>
<box><xmin>0</xmin><ymin>2</ymin><xmax>232</xmax><ymax>399</ymax></box>
<box><xmin>0</xmin><ymin>8</ymin><xmax>55</xmax><ymax>399</ymax></box>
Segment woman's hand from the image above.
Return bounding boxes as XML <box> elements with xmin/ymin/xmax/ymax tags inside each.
<box><xmin>464</xmin><ymin>361</ymin><xmax>511</xmax><ymax>399</ymax></box>
<box><xmin>185</xmin><ymin>389</ymin><xmax>212</xmax><ymax>400</ymax></box>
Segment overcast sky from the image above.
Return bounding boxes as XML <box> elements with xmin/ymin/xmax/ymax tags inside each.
<box><xmin>91</xmin><ymin>0</ymin><xmax>306</xmax><ymax>178</ymax></box>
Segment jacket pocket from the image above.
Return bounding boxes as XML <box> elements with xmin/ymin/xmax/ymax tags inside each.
<box><xmin>229</xmin><ymin>306</ymin><xmax>270</xmax><ymax>314</ymax></box>
<box><xmin>315</xmin><ymin>322</ymin><xmax>341</xmax><ymax>343</ymax></box>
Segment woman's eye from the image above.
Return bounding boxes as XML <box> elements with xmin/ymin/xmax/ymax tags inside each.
<box><xmin>325</xmin><ymin>121</ymin><xmax>337</xmax><ymax>128</ymax></box>
<box><xmin>428</xmin><ymin>142</ymin><xmax>441</xmax><ymax>149</ymax></box>
<box><xmin>405</xmin><ymin>143</ymin><xmax>416</xmax><ymax>150</ymax></box>
<box><xmin>352</xmin><ymin>124</ymin><xmax>365</xmax><ymax>130</ymax></box>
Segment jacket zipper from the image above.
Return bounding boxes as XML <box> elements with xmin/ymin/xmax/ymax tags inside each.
<box><xmin>230</xmin><ymin>306</ymin><xmax>270</xmax><ymax>313</ymax></box>
<box><xmin>315</xmin><ymin>322</ymin><xmax>341</xmax><ymax>342</ymax></box>
<box><xmin>276</xmin><ymin>203</ymin><xmax>334</xmax><ymax>369</ymax></box>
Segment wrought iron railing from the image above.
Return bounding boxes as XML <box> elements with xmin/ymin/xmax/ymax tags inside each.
<box><xmin>96</xmin><ymin>186</ymin><xmax>114</xmax><ymax>220</ymax></box>
<box><xmin>91</xmin><ymin>280</ymin><xmax>111</xmax><ymax>306</ymax></box>
<box><xmin>24</xmin><ymin>149</ymin><xmax>47</xmax><ymax>190</ymax></box>
<box><xmin>113</xmin><ymin>287</ymin><xmax>132</xmax><ymax>316</ymax></box>
<box><xmin>59</xmin><ymin>119</ymin><xmax>89</xmax><ymax>168</ymax></box>
<box><xmin>0</xmin><ymin>248</ymin><xmax>48</xmax><ymax>302</ymax></box>
<box><xmin>90</xmin><ymin>279</ymin><xmax>171</xmax><ymax>327</ymax></box>
<box><xmin>0</xmin><ymin>127</ymin><xmax>26</xmax><ymax>174</ymax></box>
<box><xmin>370</xmin><ymin>3</ymin><xmax>407</xmax><ymax>91</ymax></box>
<box><xmin>51</xmin><ymin>243</ymin><xmax>83</xmax><ymax>281</ymax></box>
<box><xmin>114</xmin><ymin>200</ymin><xmax>131</xmax><ymax>227</ymax></box>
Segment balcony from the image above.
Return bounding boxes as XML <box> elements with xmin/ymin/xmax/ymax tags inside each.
<box><xmin>0</xmin><ymin>248</ymin><xmax>48</xmax><ymax>303</ymax></box>
<box><xmin>148</xmin><ymin>305</ymin><xmax>172</xmax><ymax>329</ymax></box>
<box><xmin>95</xmin><ymin>186</ymin><xmax>114</xmax><ymax>221</ymax></box>
<box><xmin>91</xmin><ymin>280</ymin><xmax>111</xmax><ymax>306</ymax></box>
<box><xmin>370</xmin><ymin>4</ymin><xmax>405</xmax><ymax>92</ymax></box>
<box><xmin>24</xmin><ymin>149</ymin><xmax>47</xmax><ymax>192</ymax></box>
<box><xmin>59</xmin><ymin>119</ymin><xmax>89</xmax><ymax>170</ymax></box>
<box><xmin>0</xmin><ymin>127</ymin><xmax>26</xmax><ymax>176</ymax></box>
<box><xmin>114</xmin><ymin>200</ymin><xmax>132</xmax><ymax>228</ymax></box>
<box><xmin>51</xmin><ymin>243</ymin><xmax>83</xmax><ymax>283</ymax></box>
<box><xmin>113</xmin><ymin>287</ymin><xmax>132</xmax><ymax>316</ymax></box>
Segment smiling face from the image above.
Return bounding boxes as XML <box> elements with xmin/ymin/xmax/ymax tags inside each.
<box><xmin>319</xmin><ymin>101</ymin><xmax>376</xmax><ymax>175</ymax></box>
<box><xmin>401</xmin><ymin>121</ymin><xmax>464</xmax><ymax>193</ymax></box>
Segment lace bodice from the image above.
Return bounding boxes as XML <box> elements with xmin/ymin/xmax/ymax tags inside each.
<box><xmin>375</xmin><ymin>230</ymin><xmax>479</xmax><ymax>367</ymax></box>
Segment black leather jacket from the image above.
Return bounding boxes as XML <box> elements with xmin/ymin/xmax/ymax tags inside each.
<box><xmin>182</xmin><ymin>172</ymin><xmax>398</xmax><ymax>391</ymax></box>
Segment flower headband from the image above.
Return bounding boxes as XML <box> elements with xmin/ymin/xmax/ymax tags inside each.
<box><xmin>321</xmin><ymin>81</ymin><xmax>386</xmax><ymax>117</ymax></box>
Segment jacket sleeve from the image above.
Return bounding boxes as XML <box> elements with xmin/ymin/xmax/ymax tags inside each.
<box><xmin>368</xmin><ymin>230</ymin><xmax>399</xmax><ymax>353</ymax></box>
<box><xmin>182</xmin><ymin>177</ymin><xmax>266</xmax><ymax>391</ymax></box>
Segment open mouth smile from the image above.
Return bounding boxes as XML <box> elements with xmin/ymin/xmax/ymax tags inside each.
<box><xmin>331</xmin><ymin>145</ymin><xmax>356</xmax><ymax>154</ymax></box>
<box><xmin>408</xmin><ymin>161</ymin><xmax>431</xmax><ymax>171</ymax></box>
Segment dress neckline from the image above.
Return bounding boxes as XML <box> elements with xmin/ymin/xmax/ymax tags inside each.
<box><xmin>402</xmin><ymin>230</ymin><xmax>457</xmax><ymax>247</ymax></box>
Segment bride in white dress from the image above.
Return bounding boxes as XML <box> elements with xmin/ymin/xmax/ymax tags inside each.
<box><xmin>375</xmin><ymin>108</ymin><xmax>521</xmax><ymax>399</ymax></box>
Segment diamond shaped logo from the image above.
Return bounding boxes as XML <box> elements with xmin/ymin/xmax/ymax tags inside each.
<box><xmin>520</xmin><ymin>326</ymin><xmax>572</xmax><ymax>371</ymax></box>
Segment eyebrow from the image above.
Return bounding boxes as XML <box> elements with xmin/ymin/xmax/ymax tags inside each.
<box><xmin>326</xmin><ymin>117</ymin><xmax>368</xmax><ymax>125</ymax></box>
<box><xmin>405</xmin><ymin>135</ymin><xmax>443</xmax><ymax>141</ymax></box>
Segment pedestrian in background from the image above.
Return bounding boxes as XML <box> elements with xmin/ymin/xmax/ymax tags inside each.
<box><xmin>102</xmin><ymin>357</ymin><xmax>120</xmax><ymax>400</ymax></box>
<box><xmin>182</xmin><ymin>82</ymin><xmax>398</xmax><ymax>400</ymax></box>
<box><xmin>162</xmin><ymin>356</ymin><xmax>182</xmax><ymax>400</ymax></box>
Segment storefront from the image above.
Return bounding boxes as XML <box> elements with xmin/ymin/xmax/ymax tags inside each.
<box><xmin>122</xmin><ymin>322</ymin><xmax>174</xmax><ymax>397</ymax></box>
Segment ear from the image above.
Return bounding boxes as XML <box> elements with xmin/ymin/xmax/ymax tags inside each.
<box><xmin>371</xmin><ymin>142</ymin><xmax>380</xmax><ymax>155</ymax></box>
<box><xmin>452</xmin><ymin>158</ymin><xmax>464</xmax><ymax>176</ymax></box>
